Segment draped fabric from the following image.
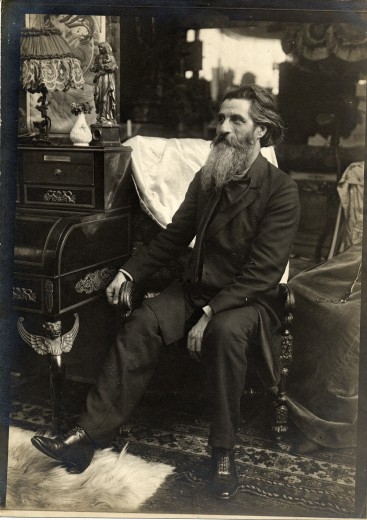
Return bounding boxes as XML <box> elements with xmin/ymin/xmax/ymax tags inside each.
<box><xmin>281</xmin><ymin>23</ymin><xmax>367</xmax><ymax>75</ymax></box>
<box><xmin>287</xmin><ymin>163</ymin><xmax>364</xmax><ymax>448</ymax></box>
<box><xmin>287</xmin><ymin>243</ymin><xmax>361</xmax><ymax>448</ymax></box>
<box><xmin>282</xmin><ymin>23</ymin><xmax>367</xmax><ymax>63</ymax></box>
<box><xmin>337</xmin><ymin>161</ymin><xmax>364</xmax><ymax>251</ymax></box>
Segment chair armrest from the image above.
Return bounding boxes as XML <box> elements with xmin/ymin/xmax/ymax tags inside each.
<box><xmin>117</xmin><ymin>280</ymin><xmax>296</xmax><ymax>328</ymax></box>
<box><xmin>278</xmin><ymin>283</ymin><xmax>295</xmax><ymax>368</ymax></box>
<box><xmin>278</xmin><ymin>283</ymin><xmax>295</xmax><ymax>332</ymax></box>
<box><xmin>117</xmin><ymin>280</ymin><xmax>145</xmax><ymax>319</ymax></box>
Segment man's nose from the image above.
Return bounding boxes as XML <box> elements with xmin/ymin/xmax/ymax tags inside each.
<box><xmin>218</xmin><ymin>119</ymin><xmax>232</xmax><ymax>135</ymax></box>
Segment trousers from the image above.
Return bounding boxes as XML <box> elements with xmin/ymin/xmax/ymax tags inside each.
<box><xmin>78</xmin><ymin>290</ymin><xmax>262</xmax><ymax>449</ymax></box>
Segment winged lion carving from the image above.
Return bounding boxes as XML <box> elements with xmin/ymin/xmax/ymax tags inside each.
<box><xmin>17</xmin><ymin>313</ymin><xmax>79</xmax><ymax>356</ymax></box>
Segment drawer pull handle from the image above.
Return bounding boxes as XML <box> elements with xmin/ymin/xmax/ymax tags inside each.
<box><xmin>43</xmin><ymin>189</ymin><xmax>76</xmax><ymax>204</ymax></box>
<box><xmin>13</xmin><ymin>286</ymin><xmax>37</xmax><ymax>302</ymax></box>
<box><xmin>54</xmin><ymin>168</ymin><xmax>62</xmax><ymax>177</ymax></box>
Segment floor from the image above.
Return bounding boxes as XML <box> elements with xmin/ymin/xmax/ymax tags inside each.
<box><xmin>8</xmin><ymin>351</ymin><xmax>357</xmax><ymax>519</ymax></box>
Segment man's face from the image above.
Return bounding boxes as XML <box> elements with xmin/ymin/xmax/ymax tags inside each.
<box><xmin>201</xmin><ymin>97</ymin><xmax>265</xmax><ymax>190</ymax></box>
<box><xmin>215</xmin><ymin>98</ymin><xmax>258</xmax><ymax>147</ymax></box>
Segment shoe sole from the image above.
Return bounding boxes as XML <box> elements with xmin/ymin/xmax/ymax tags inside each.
<box><xmin>31</xmin><ymin>437</ymin><xmax>83</xmax><ymax>473</ymax></box>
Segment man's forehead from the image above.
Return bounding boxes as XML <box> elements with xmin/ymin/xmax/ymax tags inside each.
<box><xmin>218</xmin><ymin>98</ymin><xmax>252</xmax><ymax>116</ymax></box>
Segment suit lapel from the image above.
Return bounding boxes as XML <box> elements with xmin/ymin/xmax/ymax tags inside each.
<box><xmin>206</xmin><ymin>154</ymin><xmax>267</xmax><ymax>239</ymax></box>
<box><xmin>191</xmin><ymin>188</ymin><xmax>222</xmax><ymax>282</ymax></box>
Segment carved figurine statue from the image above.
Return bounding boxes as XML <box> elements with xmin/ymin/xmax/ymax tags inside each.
<box><xmin>17</xmin><ymin>314</ymin><xmax>79</xmax><ymax>356</ymax></box>
<box><xmin>90</xmin><ymin>41</ymin><xmax>118</xmax><ymax>125</ymax></box>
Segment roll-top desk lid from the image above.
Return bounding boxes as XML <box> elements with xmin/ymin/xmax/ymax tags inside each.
<box><xmin>14</xmin><ymin>209</ymin><xmax>130</xmax><ymax>277</ymax></box>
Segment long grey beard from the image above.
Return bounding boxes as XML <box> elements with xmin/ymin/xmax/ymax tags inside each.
<box><xmin>201</xmin><ymin>135</ymin><xmax>256</xmax><ymax>191</ymax></box>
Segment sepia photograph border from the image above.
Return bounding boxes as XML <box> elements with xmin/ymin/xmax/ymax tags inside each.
<box><xmin>1</xmin><ymin>1</ymin><xmax>366</xmax><ymax>519</ymax></box>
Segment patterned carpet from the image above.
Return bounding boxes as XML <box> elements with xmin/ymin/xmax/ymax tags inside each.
<box><xmin>113</xmin><ymin>421</ymin><xmax>356</xmax><ymax>517</ymax></box>
<box><xmin>8</xmin><ymin>371</ymin><xmax>357</xmax><ymax>518</ymax></box>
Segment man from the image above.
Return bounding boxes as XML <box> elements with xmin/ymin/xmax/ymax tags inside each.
<box><xmin>32</xmin><ymin>85</ymin><xmax>300</xmax><ymax>500</ymax></box>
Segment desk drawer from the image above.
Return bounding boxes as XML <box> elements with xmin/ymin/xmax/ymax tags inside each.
<box><xmin>24</xmin><ymin>185</ymin><xmax>95</xmax><ymax>209</ymax></box>
<box><xmin>23</xmin><ymin>151</ymin><xmax>94</xmax><ymax>186</ymax></box>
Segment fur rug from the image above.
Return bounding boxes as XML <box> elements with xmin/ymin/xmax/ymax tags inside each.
<box><xmin>6</xmin><ymin>426</ymin><xmax>175</xmax><ymax>513</ymax></box>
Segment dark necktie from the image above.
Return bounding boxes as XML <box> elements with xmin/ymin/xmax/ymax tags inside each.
<box><xmin>217</xmin><ymin>175</ymin><xmax>251</xmax><ymax>212</ymax></box>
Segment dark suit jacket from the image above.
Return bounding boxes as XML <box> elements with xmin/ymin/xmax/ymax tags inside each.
<box><xmin>123</xmin><ymin>153</ymin><xmax>300</xmax><ymax>384</ymax></box>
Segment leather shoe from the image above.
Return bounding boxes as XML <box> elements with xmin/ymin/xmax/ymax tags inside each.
<box><xmin>31</xmin><ymin>426</ymin><xmax>94</xmax><ymax>473</ymax></box>
<box><xmin>210</xmin><ymin>448</ymin><xmax>239</xmax><ymax>499</ymax></box>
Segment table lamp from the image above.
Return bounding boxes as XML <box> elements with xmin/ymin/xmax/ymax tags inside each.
<box><xmin>20</xmin><ymin>27</ymin><xmax>85</xmax><ymax>142</ymax></box>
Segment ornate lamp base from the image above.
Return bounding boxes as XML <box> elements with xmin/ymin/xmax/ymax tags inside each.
<box><xmin>90</xmin><ymin>123</ymin><xmax>121</xmax><ymax>147</ymax></box>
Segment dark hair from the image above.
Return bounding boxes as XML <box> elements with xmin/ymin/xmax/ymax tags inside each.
<box><xmin>221</xmin><ymin>85</ymin><xmax>285</xmax><ymax>147</ymax></box>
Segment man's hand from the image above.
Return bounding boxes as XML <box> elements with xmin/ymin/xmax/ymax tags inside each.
<box><xmin>187</xmin><ymin>313</ymin><xmax>212</xmax><ymax>362</ymax></box>
<box><xmin>106</xmin><ymin>271</ymin><xmax>127</xmax><ymax>305</ymax></box>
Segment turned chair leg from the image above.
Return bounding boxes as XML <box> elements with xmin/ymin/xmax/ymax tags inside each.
<box><xmin>273</xmin><ymin>284</ymin><xmax>295</xmax><ymax>441</ymax></box>
<box><xmin>273</xmin><ymin>362</ymin><xmax>290</xmax><ymax>438</ymax></box>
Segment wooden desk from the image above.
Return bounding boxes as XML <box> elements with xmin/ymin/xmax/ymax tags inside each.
<box><xmin>13</xmin><ymin>144</ymin><xmax>133</xmax><ymax>431</ymax></box>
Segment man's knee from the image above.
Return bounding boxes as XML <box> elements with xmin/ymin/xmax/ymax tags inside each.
<box><xmin>204</xmin><ymin>306</ymin><xmax>259</xmax><ymax>345</ymax></box>
<box><xmin>201</xmin><ymin>307</ymin><xmax>259</xmax><ymax>364</ymax></box>
<box><xmin>119</xmin><ymin>301</ymin><xmax>159</xmax><ymax>337</ymax></box>
<box><xmin>204</xmin><ymin>312</ymin><xmax>235</xmax><ymax>343</ymax></box>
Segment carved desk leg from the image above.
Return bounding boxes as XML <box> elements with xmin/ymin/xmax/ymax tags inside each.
<box><xmin>48</xmin><ymin>354</ymin><xmax>65</xmax><ymax>433</ymax></box>
<box><xmin>17</xmin><ymin>314</ymin><xmax>79</xmax><ymax>433</ymax></box>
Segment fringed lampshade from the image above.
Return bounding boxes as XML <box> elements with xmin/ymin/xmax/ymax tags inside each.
<box><xmin>20</xmin><ymin>27</ymin><xmax>85</xmax><ymax>141</ymax></box>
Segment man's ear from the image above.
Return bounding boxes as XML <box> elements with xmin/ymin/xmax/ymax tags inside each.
<box><xmin>255</xmin><ymin>125</ymin><xmax>267</xmax><ymax>140</ymax></box>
